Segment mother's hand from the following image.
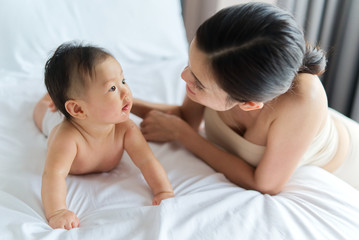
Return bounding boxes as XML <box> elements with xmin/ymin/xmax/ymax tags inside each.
<box><xmin>139</xmin><ymin>110</ymin><xmax>187</xmax><ymax>142</ymax></box>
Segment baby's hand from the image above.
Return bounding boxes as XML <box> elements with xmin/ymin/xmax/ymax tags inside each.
<box><xmin>47</xmin><ymin>209</ymin><xmax>80</xmax><ymax>230</ymax></box>
<box><xmin>152</xmin><ymin>191</ymin><xmax>175</xmax><ymax>205</ymax></box>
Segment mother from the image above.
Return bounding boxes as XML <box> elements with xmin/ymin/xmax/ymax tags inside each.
<box><xmin>132</xmin><ymin>2</ymin><xmax>359</xmax><ymax>194</ymax></box>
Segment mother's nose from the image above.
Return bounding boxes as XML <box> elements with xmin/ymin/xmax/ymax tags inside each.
<box><xmin>181</xmin><ymin>66</ymin><xmax>190</xmax><ymax>82</ymax></box>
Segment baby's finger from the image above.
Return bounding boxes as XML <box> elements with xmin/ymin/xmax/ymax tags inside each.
<box><xmin>64</xmin><ymin>222</ymin><xmax>73</xmax><ymax>230</ymax></box>
<box><xmin>72</xmin><ymin>220</ymin><xmax>80</xmax><ymax>229</ymax></box>
<box><xmin>74</xmin><ymin>216</ymin><xmax>80</xmax><ymax>228</ymax></box>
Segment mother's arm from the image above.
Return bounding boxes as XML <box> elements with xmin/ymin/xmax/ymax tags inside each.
<box><xmin>141</xmin><ymin>112</ymin><xmax>264</xmax><ymax>190</ymax></box>
<box><xmin>140</xmin><ymin>92</ymin><xmax>326</xmax><ymax>195</ymax></box>
<box><xmin>254</xmin><ymin>100</ymin><xmax>325</xmax><ymax>194</ymax></box>
<box><xmin>132</xmin><ymin>96</ymin><xmax>204</xmax><ymax>130</ymax></box>
<box><xmin>175</xmin><ymin>99</ymin><xmax>324</xmax><ymax>194</ymax></box>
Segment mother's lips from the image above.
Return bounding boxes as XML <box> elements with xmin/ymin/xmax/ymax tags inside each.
<box><xmin>186</xmin><ymin>85</ymin><xmax>196</xmax><ymax>95</ymax></box>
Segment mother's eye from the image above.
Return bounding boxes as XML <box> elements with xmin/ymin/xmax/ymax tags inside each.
<box><xmin>122</xmin><ymin>79</ymin><xmax>126</xmax><ymax>84</ymax></box>
<box><xmin>194</xmin><ymin>81</ymin><xmax>204</xmax><ymax>90</ymax></box>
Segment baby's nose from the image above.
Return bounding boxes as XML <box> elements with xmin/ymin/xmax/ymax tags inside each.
<box><xmin>120</xmin><ymin>87</ymin><xmax>128</xmax><ymax>98</ymax></box>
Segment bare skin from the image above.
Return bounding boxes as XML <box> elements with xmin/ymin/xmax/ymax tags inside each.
<box><xmin>34</xmin><ymin>57</ymin><xmax>174</xmax><ymax>230</ymax></box>
<box><xmin>131</xmin><ymin>39</ymin><xmax>349</xmax><ymax>195</ymax></box>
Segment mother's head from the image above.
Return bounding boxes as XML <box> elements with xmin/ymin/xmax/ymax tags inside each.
<box><xmin>182</xmin><ymin>2</ymin><xmax>326</xmax><ymax>110</ymax></box>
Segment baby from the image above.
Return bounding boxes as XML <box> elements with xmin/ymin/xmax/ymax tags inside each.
<box><xmin>33</xmin><ymin>42</ymin><xmax>174</xmax><ymax>230</ymax></box>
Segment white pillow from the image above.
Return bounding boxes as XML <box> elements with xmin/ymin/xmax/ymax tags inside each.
<box><xmin>0</xmin><ymin>0</ymin><xmax>188</xmax><ymax>76</ymax></box>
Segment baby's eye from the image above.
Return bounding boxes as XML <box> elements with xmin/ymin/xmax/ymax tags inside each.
<box><xmin>122</xmin><ymin>79</ymin><xmax>126</xmax><ymax>84</ymax></box>
<box><xmin>109</xmin><ymin>86</ymin><xmax>116</xmax><ymax>92</ymax></box>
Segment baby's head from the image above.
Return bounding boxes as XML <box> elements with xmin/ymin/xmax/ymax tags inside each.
<box><xmin>44</xmin><ymin>42</ymin><xmax>114</xmax><ymax>119</ymax></box>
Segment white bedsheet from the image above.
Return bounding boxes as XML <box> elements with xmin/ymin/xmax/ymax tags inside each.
<box><xmin>1</xmin><ymin>0</ymin><xmax>359</xmax><ymax>239</ymax></box>
<box><xmin>1</xmin><ymin>71</ymin><xmax>359</xmax><ymax>240</ymax></box>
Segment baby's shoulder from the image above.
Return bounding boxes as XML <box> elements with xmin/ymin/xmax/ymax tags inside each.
<box><xmin>48</xmin><ymin>120</ymin><xmax>81</xmax><ymax>145</ymax></box>
<box><xmin>114</xmin><ymin>119</ymin><xmax>140</xmax><ymax>137</ymax></box>
<box><xmin>116</xmin><ymin>119</ymin><xmax>138</xmax><ymax>130</ymax></box>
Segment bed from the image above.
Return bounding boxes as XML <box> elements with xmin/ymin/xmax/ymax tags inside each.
<box><xmin>1</xmin><ymin>0</ymin><xmax>359</xmax><ymax>239</ymax></box>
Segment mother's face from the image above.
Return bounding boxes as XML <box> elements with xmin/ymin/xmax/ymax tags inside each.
<box><xmin>181</xmin><ymin>38</ymin><xmax>238</xmax><ymax>111</ymax></box>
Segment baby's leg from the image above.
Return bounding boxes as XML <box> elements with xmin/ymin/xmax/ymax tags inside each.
<box><xmin>33</xmin><ymin>93</ymin><xmax>53</xmax><ymax>133</ymax></box>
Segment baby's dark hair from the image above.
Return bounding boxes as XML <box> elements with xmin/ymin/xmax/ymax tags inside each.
<box><xmin>196</xmin><ymin>2</ymin><xmax>326</xmax><ymax>103</ymax></box>
<box><xmin>44</xmin><ymin>42</ymin><xmax>113</xmax><ymax>119</ymax></box>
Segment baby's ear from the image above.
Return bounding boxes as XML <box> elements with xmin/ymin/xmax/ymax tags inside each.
<box><xmin>239</xmin><ymin>101</ymin><xmax>264</xmax><ymax>111</ymax></box>
<box><xmin>65</xmin><ymin>100</ymin><xmax>87</xmax><ymax>119</ymax></box>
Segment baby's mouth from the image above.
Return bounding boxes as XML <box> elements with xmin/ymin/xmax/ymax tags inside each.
<box><xmin>122</xmin><ymin>103</ymin><xmax>130</xmax><ymax>111</ymax></box>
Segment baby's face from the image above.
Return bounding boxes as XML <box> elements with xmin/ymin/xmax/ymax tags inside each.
<box><xmin>82</xmin><ymin>57</ymin><xmax>133</xmax><ymax>124</ymax></box>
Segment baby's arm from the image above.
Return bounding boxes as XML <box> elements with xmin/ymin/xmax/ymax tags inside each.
<box><xmin>124</xmin><ymin>121</ymin><xmax>174</xmax><ymax>204</ymax></box>
<box><xmin>42</xmin><ymin>131</ymin><xmax>79</xmax><ymax>229</ymax></box>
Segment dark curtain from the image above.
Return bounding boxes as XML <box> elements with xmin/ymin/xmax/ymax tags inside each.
<box><xmin>277</xmin><ymin>0</ymin><xmax>359</xmax><ymax>122</ymax></box>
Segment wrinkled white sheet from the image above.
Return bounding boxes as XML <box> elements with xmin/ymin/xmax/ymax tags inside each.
<box><xmin>1</xmin><ymin>0</ymin><xmax>359</xmax><ymax>239</ymax></box>
<box><xmin>1</xmin><ymin>72</ymin><xmax>359</xmax><ymax>240</ymax></box>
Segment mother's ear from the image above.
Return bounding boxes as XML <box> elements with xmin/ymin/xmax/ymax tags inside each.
<box><xmin>239</xmin><ymin>101</ymin><xmax>264</xmax><ymax>111</ymax></box>
<box><xmin>65</xmin><ymin>100</ymin><xmax>87</xmax><ymax>119</ymax></box>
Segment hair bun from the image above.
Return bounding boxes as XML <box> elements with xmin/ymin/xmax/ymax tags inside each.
<box><xmin>299</xmin><ymin>44</ymin><xmax>326</xmax><ymax>75</ymax></box>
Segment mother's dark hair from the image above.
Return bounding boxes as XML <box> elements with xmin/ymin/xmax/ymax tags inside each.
<box><xmin>195</xmin><ymin>2</ymin><xmax>326</xmax><ymax>103</ymax></box>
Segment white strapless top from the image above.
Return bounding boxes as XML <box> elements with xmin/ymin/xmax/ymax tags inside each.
<box><xmin>204</xmin><ymin>108</ymin><xmax>338</xmax><ymax>167</ymax></box>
